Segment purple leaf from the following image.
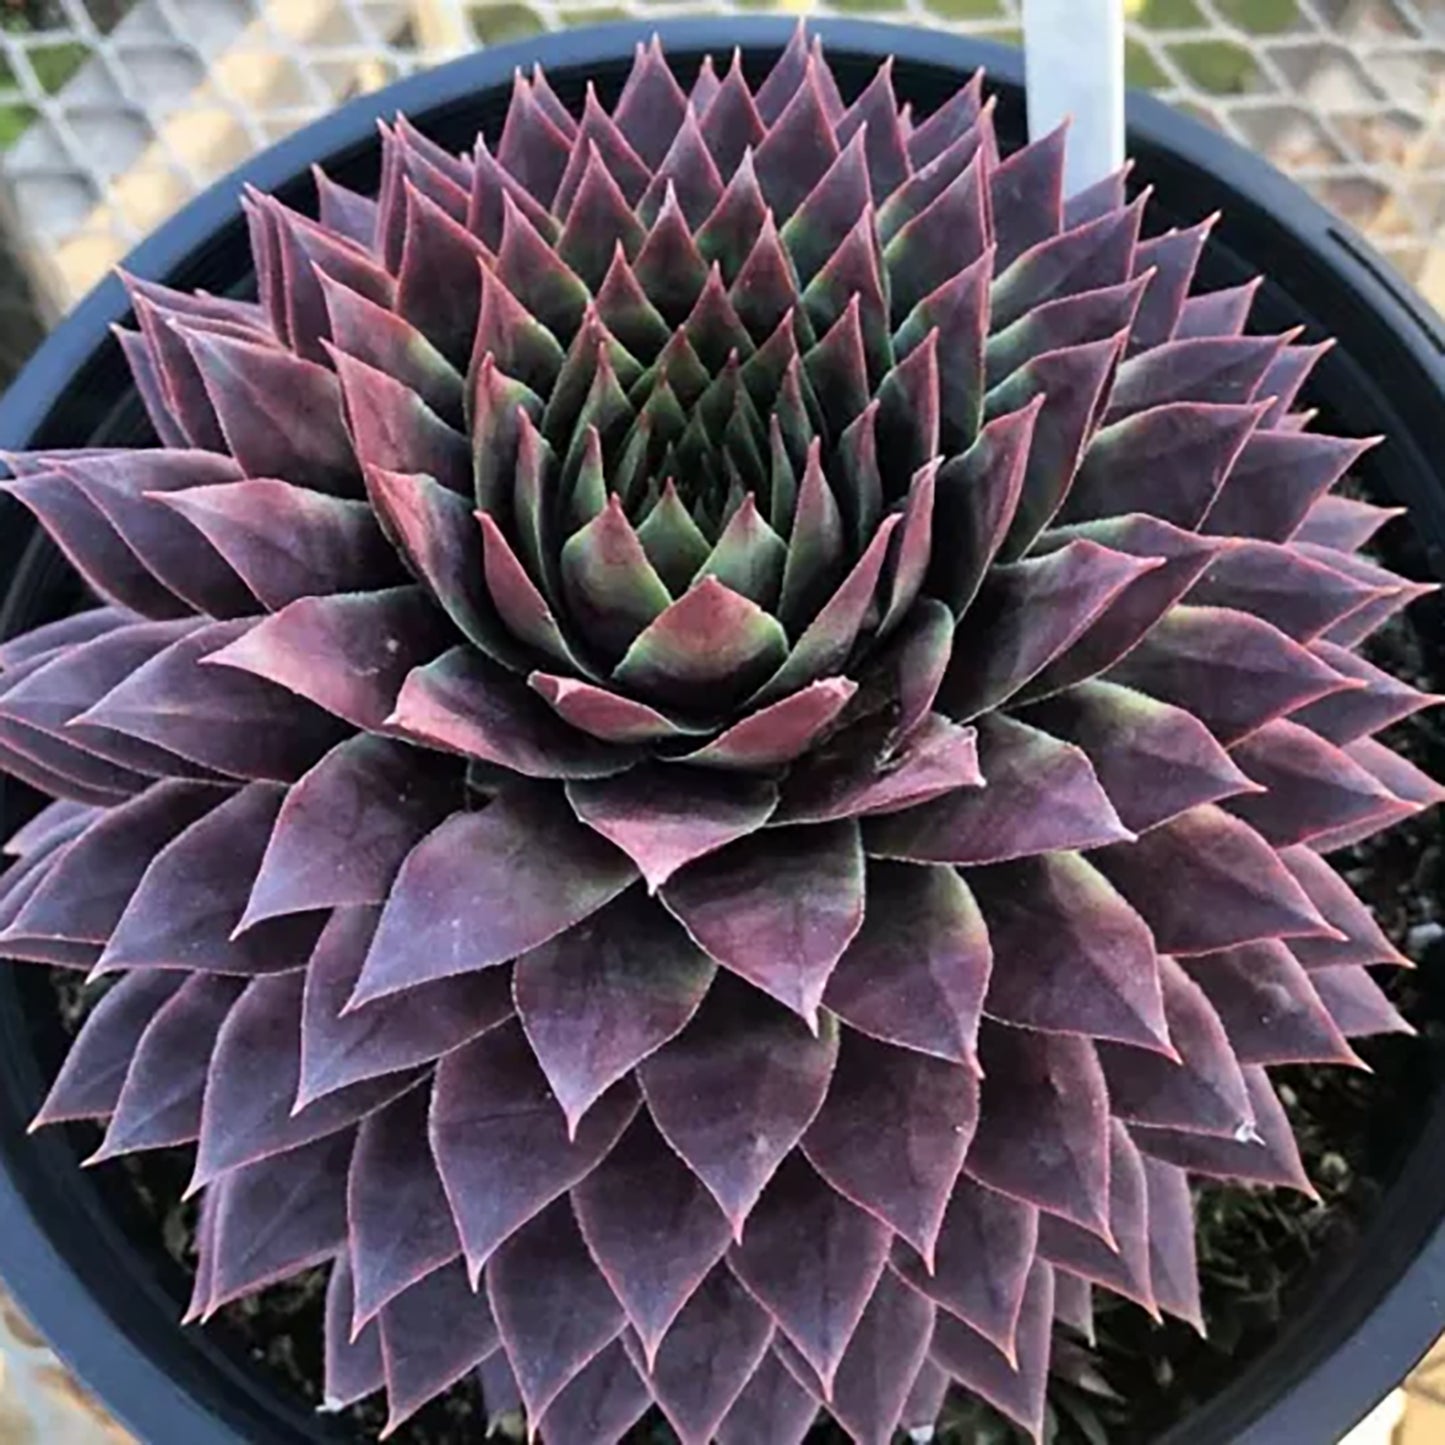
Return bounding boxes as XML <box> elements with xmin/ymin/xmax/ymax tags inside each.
<box><xmin>535</xmin><ymin>1339</ymin><xmax>650</xmax><ymax>1445</ymax></box>
<box><xmin>941</xmin><ymin>540</ymin><xmax>1158</xmax><ymax>720</ymax></box>
<box><xmin>205</xmin><ymin>1130</ymin><xmax>350</xmax><ymax>1313</ymax></box>
<box><xmin>1294</xmin><ymin>494</ymin><xmax>1403</xmax><ymax>552</ymax></box>
<box><xmin>930</xmin><ymin>1261</ymin><xmax>1055</xmax><ymax>1442</ymax></box>
<box><xmin>100</xmin><ymin>782</ymin><xmax>326</xmax><ymax>976</ymax></box>
<box><xmin>32</xmin><ymin>971</ymin><xmax>185</xmax><ymax>1127</ymax></box>
<box><xmin>1183</xmin><ymin>939</ymin><xmax>1356</xmax><ymax>1066</ymax></box>
<box><xmin>429</xmin><ymin>1020</ymin><xmax>639</xmax><ymax>1279</ymax></box>
<box><xmin>990</xmin><ymin>125</ymin><xmax>1065</xmax><ymax>269</ymax></box>
<box><xmin>753</xmin><ymin>61</ymin><xmax>840</xmax><ymax>221</ymax></box>
<box><xmin>1098</xmin><ymin>956</ymin><xmax>1252</xmax><ymax>1136</ymax></box>
<box><xmin>158</xmin><ymin>479</ymin><xmax>398</xmax><ymax>611</ymax></box>
<box><xmin>78</xmin><ymin>618</ymin><xmax>349</xmax><ymax>782</ymax></box>
<box><xmin>514</xmin><ymin>887</ymin><xmax>714</xmax><ymax>1134</ymax></box>
<box><xmin>1175</xmin><ymin>278</ymin><xmax>1260</xmax><ymax>339</ymax></box>
<box><xmin>661</xmin><ymin>819</ymin><xmax>863</xmax><ymax>1028</ymax></box>
<box><xmin>802</xmin><ymin>1028</ymin><xmax>977</xmax><ymax>1264</ymax></box>
<box><xmin>348</xmin><ymin>1086</ymin><xmax>462</xmax><ymax>1329</ymax></box>
<box><xmin>871</xmin><ymin>710</ymin><xmax>1132</xmax><ymax>865</ymax></box>
<box><xmin>352</xmin><ymin>787</ymin><xmax>637</xmax><ymax>1006</ymax></box>
<box><xmin>323</xmin><ymin>1256</ymin><xmax>385</xmax><ymax>1409</ymax></box>
<box><xmin>629</xmin><ymin>1263</ymin><xmax>775</xmax><ymax>1445</ymax></box>
<box><xmin>900</xmin><ymin>1358</ymin><xmax>951</xmax><ymax>1434</ymax></box>
<box><xmin>642</xmin><ymin>107</ymin><xmax>724</xmax><ymax>229</ymax></box>
<box><xmin>1294</xmin><ymin>640</ymin><xmax>1442</xmax><ymax>746</ymax></box>
<box><xmin>1093</xmin><ymin>804</ymin><xmax>1339</xmax><ymax>955</ymax></box>
<box><xmin>1279</xmin><ymin>844</ymin><xmax>1408</xmax><ymax>969</ymax></box>
<box><xmin>1107</xmin><ymin>334</ymin><xmax>1284</xmax><ymax>419</ymax></box>
<box><xmin>824</xmin><ymin>860</ymin><xmax>990</xmax><ymax>1066</ymax></box>
<box><xmin>379</xmin><ymin>1261</ymin><xmax>500</xmax><ymax>1435</ymax></box>
<box><xmin>966</xmin><ymin>1024</ymin><xmax>1111</xmax><ymax>1237</ymax></box>
<box><xmin>638</xmin><ymin>973</ymin><xmax>838</xmax><ymax>1235</ymax></box>
<box><xmin>884</xmin><ymin>152</ymin><xmax>989</xmax><ymax>322</ymax></box>
<box><xmin>486</xmin><ymin>1196</ymin><xmax>626</xmax><ymax>1421</ymax></box>
<box><xmin>716</xmin><ymin>1348</ymin><xmax>818</xmax><ymax>1445</ymax></box>
<box><xmin>573</xmin><ymin>1111</ymin><xmax>732</xmax><ymax>1365</ymax></box>
<box><xmin>186</xmin><ymin>330</ymin><xmax>358</xmax><ymax>494</ymax></box>
<box><xmin>1140</xmin><ymin>1155</ymin><xmax>1203</xmax><ymax>1332</ymax></box>
<box><xmin>1132</xmin><ymin>1065</ymin><xmax>1316</xmax><ymax>1196</ymax></box>
<box><xmin>836</xmin><ymin>56</ymin><xmax>910</xmax><ymax>199</ymax></box>
<box><xmin>388</xmin><ymin>647</ymin><xmax>637</xmax><ymax>780</ymax></box>
<box><xmin>1037</xmin><ymin>1122</ymin><xmax>1155</xmax><ymax>1315</ymax></box>
<box><xmin>1312</xmin><ymin>966</ymin><xmax>1416</xmax><ymax>1039</ymax></box>
<box><xmin>203</xmin><ymin>587</ymin><xmax>448</xmax><ymax>731</ymax></box>
<box><xmin>1106</xmin><ymin>605</ymin><xmax>1352</xmax><ymax>746</ymax></box>
<box><xmin>191</xmin><ymin>970</ymin><xmax>415</xmax><ymax>1190</ymax></box>
<box><xmin>7</xmin><ymin>780</ymin><xmax>221</xmax><ymax>943</ymax></box>
<box><xmin>1019</xmin><ymin>679</ymin><xmax>1259</xmax><ymax>833</ymax></box>
<box><xmin>91</xmin><ymin>974</ymin><xmax>244</xmax><ymax>1161</ymax></box>
<box><xmin>893</xmin><ymin>1175</ymin><xmax>1038</xmax><ymax>1357</ymax></box>
<box><xmin>529</xmin><ymin>672</ymin><xmax>703</xmax><ymax>746</ymax></box>
<box><xmin>974</xmin><ymin>850</ymin><xmax>1170</xmax><ymax>1053</ymax></box>
<box><xmin>678</xmin><ymin>678</ymin><xmax>859</xmax><ymax>771</ymax></box>
<box><xmin>242</xmin><ymin>735</ymin><xmax>458</xmax><ymax>930</ymax></box>
<box><xmin>300</xmin><ymin>905</ymin><xmax>512</xmax><ymax>1107</ymax></box>
<box><xmin>1064</xmin><ymin>401</ymin><xmax>1264</xmax><ymax>529</ymax></box>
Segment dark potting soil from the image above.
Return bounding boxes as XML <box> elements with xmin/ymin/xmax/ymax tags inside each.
<box><xmin>34</xmin><ymin>474</ymin><xmax>1445</xmax><ymax>1445</ymax></box>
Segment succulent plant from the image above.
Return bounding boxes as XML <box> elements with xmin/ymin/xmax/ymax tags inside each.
<box><xmin>0</xmin><ymin>21</ymin><xmax>1438</xmax><ymax>1444</ymax></box>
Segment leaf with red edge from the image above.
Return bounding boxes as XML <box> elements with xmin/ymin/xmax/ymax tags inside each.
<box><xmin>513</xmin><ymin>887</ymin><xmax>714</xmax><ymax>1135</ymax></box>
<box><xmin>204</xmin><ymin>586</ymin><xmax>448</xmax><ymax>732</ymax></box>
<box><xmin>299</xmin><ymin>905</ymin><xmax>513</xmax><ymax>1108</ymax></box>
<box><xmin>1097</xmin><ymin>956</ymin><xmax>1253</xmax><ymax>1137</ymax></box>
<box><xmin>1</xmin><ymin>471</ymin><xmax>190</xmax><ymax>619</ymax></box>
<box><xmin>186</xmin><ymin>330</ymin><xmax>358</xmax><ymax>494</ymax></box>
<box><xmin>1037</xmin><ymin>1122</ymin><xmax>1155</xmax><ymax>1315</ymax></box>
<box><xmin>323</xmin><ymin>1256</ymin><xmax>385</xmax><ymax>1410</ymax></box>
<box><xmin>677</xmin><ymin>678</ymin><xmax>859</xmax><ymax>770</ymax></box>
<box><xmin>1019</xmin><ymin>680</ymin><xmax>1259</xmax><ymax>833</ymax></box>
<box><xmin>100</xmin><ymin>782</ymin><xmax>326</xmax><ymax>977</ymax></box>
<box><xmin>31</xmin><ymin>971</ymin><xmax>185</xmax><ymax>1127</ymax></box>
<box><xmin>348</xmin><ymin>1086</ymin><xmax>461</xmax><ymax>1330</ymax></box>
<box><xmin>1106</xmin><ymin>605</ymin><xmax>1352</xmax><ymax>747</ymax></box>
<box><xmin>7</xmin><ymin>780</ymin><xmax>221</xmax><ymax>944</ymax></box>
<box><xmin>1064</xmin><ymin>401</ymin><xmax>1264</xmax><ymax>530</ymax></box>
<box><xmin>1140</xmin><ymin>1155</ymin><xmax>1203</xmax><ymax>1332</ymax></box>
<box><xmin>1224</xmin><ymin>718</ymin><xmax>1400</xmax><ymax>847</ymax></box>
<box><xmin>893</xmin><ymin>1175</ymin><xmax>1038</xmax><ymax>1357</ymax></box>
<box><xmin>204</xmin><ymin>1130</ymin><xmax>350</xmax><ymax>1314</ymax></box>
<box><xmin>429</xmin><ymin>1020</ymin><xmax>639</xmax><ymax>1280</ymax></box>
<box><xmin>351</xmin><ymin>787</ymin><xmax>637</xmax><ymax>1006</ymax></box>
<box><xmin>78</xmin><ymin>618</ymin><xmax>349</xmax><ymax>783</ymax></box>
<box><xmin>824</xmin><ymin>860</ymin><xmax>990</xmax><ymax>1066</ymax></box>
<box><xmin>1132</xmin><ymin>1065</ymin><xmax>1316</xmax><ymax>1195</ymax></box>
<box><xmin>90</xmin><ymin>974</ymin><xmax>244</xmax><ymax>1161</ymax></box>
<box><xmin>1183</xmin><ymin>939</ymin><xmax>1356</xmax><ymax>1067</ymax></box>
<box><xmin>802</xmin><ymin>1028</ymin><xmax>977</xmax><ymax>1264</ymax></box>
<box><xmin>661</xmin><ymin>819</ymin><xmax>863</xmax><ymax>1028</ymax></box>
<box><xmin>241</xmin><ymin>736</ymin><xmax>459</xmax><ymax>932</ymax></box>
<box><xmin>629</xmin><ymin>1262</ymin><xmax>775</xmax><ymax>1445</ymax></box>
<box><xmin>716</xmin><ymin>1348</ymin><xmax>818</xmax><ymax>1445</ymax></box>
<box><xmin>1295</xmin><ymin>642</ymin><xmax>1442</xmax><ymax>747</ymax></box>
<box><xmin>535</xmin><ymin>1339</ymin><xmax>651</xmax><ymax>1445</ymax></box>
<box><xmin>190</xmin><ymin>970</ymin><xmax>416</xmax><ymax>1191</ymax></box>
<box><xmin>966</xmin><ymin>1023</ymin><xmax>1111</xmax><ymax>1237</ymax></box>
<box><xmin>379</xmin><ymin>1261</ymin><xmax>500</xmax><ymax>1436</ymax></box>
<box><xmin>158</xmin><ymin>479</ymin><xmax>400</xmax><ymax>612</ymax></box>
<box><xmin>1204</xmin><ymin>431</ymin><xmax>1378</xmax><ymax>543</ymax></box>
<box><xmin>486</xmin><ymin>1196</ymin><xmax>626</xmax><ymax>1421</ymax></box>
<box><xmin>638</xmin><ymin>973</ymin><xmax>838</xmax><ymax>1235</ymax></box>
<box><xmin>1093</xmin><ymin>804</ymin><xmax>1337</xmax><ymax>955</ymax></box>
<box><xmin>941</xmin><ymin>541</ymin><xmax>1159</xmax><ymax>720</ymax></box>
<box><xmin>573</xmin><ymin>1111</ymin><xmax>732</xmax><ymax>1365</ymax></box>
<box><xmin>974</xmin><ymin>851</ymin><xmax>1170</xmax><ymax>1053</ymax></box>
<box><xmin>1294</xmin><ymin>494</ymin><xmax>1403</xmax><ymax>553</ymax></box>
<box><xmin>388</xmin><ymin>647</ymin><xmax>637</xmax><ymax>780</ymax></box>
<box><xmin>1107</xmin><ymin>334</ymin><xmax>1284</xmax><ymax>420</ymax></box>
<box><xmin>1279</xmin><ymin>844</ymin><xmax>1408</xmax><ymax>969</ymax></box>
<box><xmin>930</xmin><ymin>1261</ymin><xmax>1055</xmax><ymax>1443</ymax></box>
<box><xmin>753</xmin><ymin>62</ymin><xmax>840</xmax><ymax>221</ymax></box>
<box><xmin>1312</xmin><ymin>966</ymin><xmax>1416</xmax><ymax>1039</ymax></box>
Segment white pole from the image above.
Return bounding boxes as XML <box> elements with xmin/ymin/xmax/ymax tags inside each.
<box><xmin>1021</xmin><ymin>0</ymin><xmax>1126</xmax><ymax>195</ymax></box>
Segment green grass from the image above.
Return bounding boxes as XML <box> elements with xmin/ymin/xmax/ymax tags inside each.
<box><xmin>26</xmin><ymin>40</ymin><xmax>88</xmax><ymax>94</ymax></box>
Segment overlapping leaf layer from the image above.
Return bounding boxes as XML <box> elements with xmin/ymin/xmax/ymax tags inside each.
<box><xmin>0</xmin><ymin>24</ymin><xmax>1438</xmax><ymax>1443</ymax></box>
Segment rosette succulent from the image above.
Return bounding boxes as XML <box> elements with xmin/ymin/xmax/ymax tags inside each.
<box><xmin>0</xmin><ymin>22</ymin><xmax>1438</xmax><ymax>1444</ymax></box>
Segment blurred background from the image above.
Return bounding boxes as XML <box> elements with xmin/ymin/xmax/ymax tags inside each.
<box><xmin>0</xmin><ymin>0</ymin><xmax>1443</xmax><ymax>1440</ymax></box>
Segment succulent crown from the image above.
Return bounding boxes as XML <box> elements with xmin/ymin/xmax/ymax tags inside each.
<box><xmin>0</xmin><ymin>23</ymin><xmax>1438</xmax><ymax>1445</ymax></box>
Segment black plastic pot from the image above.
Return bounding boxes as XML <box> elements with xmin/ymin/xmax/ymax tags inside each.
<box><xmin>0</xmin><ymin>16</ymin><xmax>1441</xmax><ymax>1445</ymax></box>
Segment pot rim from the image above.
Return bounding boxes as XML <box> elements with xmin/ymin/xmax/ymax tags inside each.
<box><xmin>0</xmin><ymin>17</ymin><xmax>1441</xmax><ymax>1445</ymax></box>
